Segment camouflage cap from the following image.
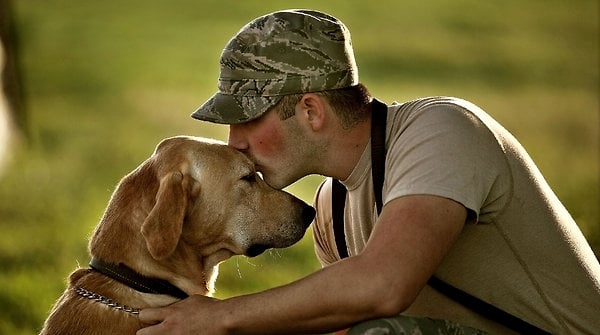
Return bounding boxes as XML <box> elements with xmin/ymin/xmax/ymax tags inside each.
<box><xmin>191</xmin><ymin>9</ymin><xmax>359</xmax><ymax>124</ymax></box>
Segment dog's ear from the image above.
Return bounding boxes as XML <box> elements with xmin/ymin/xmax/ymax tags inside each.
<box><xmin>141</xmin><ymin>171</ymin><xmax>187</xmax><ymax>260</ymax></box>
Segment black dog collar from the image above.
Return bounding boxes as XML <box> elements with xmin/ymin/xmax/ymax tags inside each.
<box><xmin>89</xmin><ymin>257</ymin><xmax>189</xmax><ymax>300</ymax></box>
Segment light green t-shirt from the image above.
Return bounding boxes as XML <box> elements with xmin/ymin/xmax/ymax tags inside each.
<box><xmin>313</xmin><ymin>96</ymin><xmax>600</xmax><ymax>334</ymax></box>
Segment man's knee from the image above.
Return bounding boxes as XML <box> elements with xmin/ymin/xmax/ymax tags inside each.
<box><xmin>346</xmin><ymin>315</ymin><xmax>489</xmax><ymax>335</ymax></box>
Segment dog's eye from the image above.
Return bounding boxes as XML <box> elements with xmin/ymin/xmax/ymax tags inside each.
<box><xmin>241</xmin><ymin>172</ymin><xmax>257</xmax><ymax>183</ymax></box>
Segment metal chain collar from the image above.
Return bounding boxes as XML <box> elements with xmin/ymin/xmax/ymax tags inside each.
<box><xmin>75</xmin><ymin>287</ymin><xmax>141</xmax><ymax>315</ymax></box>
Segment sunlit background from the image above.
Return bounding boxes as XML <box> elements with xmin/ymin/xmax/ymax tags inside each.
<box><xmin>0</xmin><ymin>1</ymin><xmax>598</xmax><ymax>334</ymax></box>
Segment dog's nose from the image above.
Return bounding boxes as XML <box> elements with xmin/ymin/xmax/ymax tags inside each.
<box><xmin>301</xmin><ymin>205</ymin><xmax>316</xmax><ymax>227</ymax></box>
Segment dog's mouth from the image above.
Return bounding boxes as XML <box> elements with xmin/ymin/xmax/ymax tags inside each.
<box><xmin>245</xmin><ymin>244</ymin><xmax>270</xmax><ymax>258</ymax></box>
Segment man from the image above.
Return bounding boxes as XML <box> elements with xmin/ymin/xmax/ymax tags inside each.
<box><xmin>137</xmin><ymin>9</ymin><xmax>600</xmax><ymax>334</ymax></box>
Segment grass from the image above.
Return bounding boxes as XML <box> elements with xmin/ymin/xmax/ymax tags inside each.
<box><xmin>0</xmin><ymin>0</ymin><xmax>598</xmax><ymax>333</ymax></box>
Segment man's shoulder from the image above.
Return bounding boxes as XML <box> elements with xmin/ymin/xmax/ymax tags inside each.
<box><xmin>388</xmin><ymin>96</ymin><xmax>481</xmax><ymax>114</ymax></box>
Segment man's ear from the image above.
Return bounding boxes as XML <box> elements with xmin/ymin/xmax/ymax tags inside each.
<box><xmin>141</xmin><ymin>171</ymin><xmax>187</xmax><ymax>260</ymax></box>
<box><xmin>298</xmin><ymin>93</ymin><xmax>326</xmax><ymax>131</ymax></box>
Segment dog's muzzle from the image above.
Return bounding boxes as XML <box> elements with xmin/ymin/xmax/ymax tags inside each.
<box><xmin>245</xmin><ymin>204</ymin><xmax>315</xmax><ymax>257</ymax></box>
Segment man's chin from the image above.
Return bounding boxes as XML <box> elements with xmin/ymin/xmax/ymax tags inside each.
<box><xmin>263</xmin><ymin>178</ymin><xmax>289</xmax><ymax>190</ymax></box>
<box><xmin>262</xmin><ymin>174</ymin><xmax>294</xmax><ymax>190</ymax></box>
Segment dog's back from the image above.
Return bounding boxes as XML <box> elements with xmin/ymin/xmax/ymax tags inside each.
<box><xmin>40</xmin><ymin>270</ymin><xmax>144</xmax><ymax>335</ymax></box>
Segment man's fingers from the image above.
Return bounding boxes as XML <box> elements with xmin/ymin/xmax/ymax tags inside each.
<box><xmin>138</xmin><ymin>307</ymin><xmax>166</xmax><ymax>326</ymax></box>
<box><xmin>136</xmin><ymin>308</ymin><xmax>168</xmax><ymax>335</ymax></box>
<box><xmin>136</xmin><ymin>296</ymin><xmax>217</xmax><ymax>334</ymax></box>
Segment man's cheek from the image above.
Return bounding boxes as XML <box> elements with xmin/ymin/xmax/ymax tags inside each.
<box><xmin>255</xmin><ymin>128</ymin><xmax>284</xmax><ymax>156</ymax></box>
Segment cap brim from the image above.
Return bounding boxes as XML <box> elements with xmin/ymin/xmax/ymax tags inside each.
<box><xmin>191</xmin><ymin>93</ymin><xmax>281</xmax><ymax>125</ymax></box>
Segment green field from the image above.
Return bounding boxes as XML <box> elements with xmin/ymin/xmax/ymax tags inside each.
<box><xmin>1</xmin><ymin>1</ymin><xmax>598</xmax><ymax>334</ymax></box>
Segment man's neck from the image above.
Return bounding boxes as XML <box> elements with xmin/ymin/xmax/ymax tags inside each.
<box><xmin>323</xmin><ymin>114</ymin><xmax>371</xmax><ymax>181</ymax></box>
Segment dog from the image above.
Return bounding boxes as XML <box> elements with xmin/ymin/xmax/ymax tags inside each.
<box><xmin>39</xmin><ymin>135</ymin><xmax>315</xmax><ymax>335</ymax></box>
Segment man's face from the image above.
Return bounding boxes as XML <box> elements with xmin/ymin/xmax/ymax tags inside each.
<box><xmin>228</xmin><ymin>107</ymin><xmax>306</xmax><ymax>190</ymax></box>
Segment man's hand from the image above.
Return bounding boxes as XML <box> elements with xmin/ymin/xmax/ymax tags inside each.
<box><xmin>137</xmin><ymin>295</ymin><xmax>221</xmax><ymax>335</ymax></box>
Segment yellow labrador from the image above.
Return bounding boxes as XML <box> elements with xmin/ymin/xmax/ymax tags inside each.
<box><xmin>40</xmin><ymin>136</ymin><xmax>315</xmax><ymax>335</ymax></box>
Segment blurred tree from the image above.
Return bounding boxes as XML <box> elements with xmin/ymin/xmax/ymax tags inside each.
<box><xmin>0</xmin><ymin>0</ymin><xmax>27</xmax><ymax>173</ymax></box>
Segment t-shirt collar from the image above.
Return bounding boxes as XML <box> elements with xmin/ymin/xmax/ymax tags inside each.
<box><xmin>340</xmin><ymin>139</ymin><xmax>371</xmax><ymax>191</ymax></box>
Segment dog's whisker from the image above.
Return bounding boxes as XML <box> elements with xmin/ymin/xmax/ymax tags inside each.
<box><xmin>243</xmin><ymin>257</ymin><xmax>258</xmax><ymax>267</ymax></box>
<box><xmin>235</xmin><ymin>257</ymin><xmax>243</xmax><ymax>279</ymax></box>
<box><xmin>265</xmin><ymin>250</ymin><xmax>282</xmax><ymax>259</ymax></box>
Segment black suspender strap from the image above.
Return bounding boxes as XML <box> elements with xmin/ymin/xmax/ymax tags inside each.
<box><xmin>330</xmin><ymin>98</ymin><xmax>550</xmax><ymax>335</ymax></box>
<box><xmin>427</xmin><ymin>276</ymin><xmax>551</xmax><ymax>334</ymax></box>
<box><xmin>331</xmin><ymin>178</ymin><xmax>349</xmax><ymax>259</ymax></box>
<box><xmin>370</xmin><ymin>100</ymin><xmax>387</xmax><ymax>215</ymax></box>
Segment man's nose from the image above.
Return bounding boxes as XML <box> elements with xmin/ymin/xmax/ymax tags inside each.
<box><xmin>228</xmin><ymin>125</ymin><xmax>249</xmax><ymax>150</ymax></box>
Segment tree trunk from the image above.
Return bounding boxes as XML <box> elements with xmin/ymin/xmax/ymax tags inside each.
<box><xmin>0</xmin><ymin>0</ymin><xmax>26</xmax><ymax>172</ymax></box>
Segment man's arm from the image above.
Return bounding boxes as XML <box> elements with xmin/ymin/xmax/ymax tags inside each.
<box><xmin>137</xmin><ymin>194</ymin><xmax>467</xmax><ymax>335</ymax></box>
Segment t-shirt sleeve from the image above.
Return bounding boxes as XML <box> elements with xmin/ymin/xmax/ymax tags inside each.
<box><xmin>384</xmin><ymin>100</ymin><xmax>511</xmax><ymax>221</ymax></box>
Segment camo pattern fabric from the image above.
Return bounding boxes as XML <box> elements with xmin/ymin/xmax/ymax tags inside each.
<box><xmin>192</xmin><ymin>9</ymin><xmax>359</xmax><ymax>124</ymax></box>
<box><xmin>346</xmin><ymin>316</ymin><xmax>490</xmax><ymax>335</ymax></box>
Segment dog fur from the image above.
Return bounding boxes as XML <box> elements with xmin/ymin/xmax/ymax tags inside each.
<box><xmin>39</xmin><ymin>136</ymin><xmax>315</xmax><ymax>334</ymax></box>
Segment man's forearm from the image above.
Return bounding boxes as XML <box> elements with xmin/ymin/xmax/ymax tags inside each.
<box><xmin>216</xmin><ymin>255</ymin><xmax>396</xmax><ymax>335</ymax></box>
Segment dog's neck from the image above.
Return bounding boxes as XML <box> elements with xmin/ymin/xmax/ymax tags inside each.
<box><xmin>89</xmin><ymin>257</ymin><xmax>189</xmax><ymax>300</ymax></box>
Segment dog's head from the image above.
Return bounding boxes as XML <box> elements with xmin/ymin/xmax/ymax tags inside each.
<box><xmin>141</xmin><ymin>135</ymin><xmax>315</xmax><ymax>259</ymax></box>
<box><xmin>90</xmin><ymin>136</ymin><xmax>314</xmax><ymax>294</ymax></box>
